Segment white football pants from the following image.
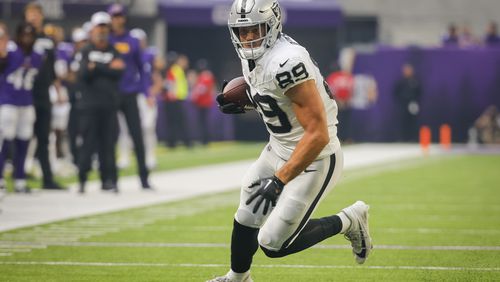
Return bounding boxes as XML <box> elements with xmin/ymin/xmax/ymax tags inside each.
<box><xmin>235</xmin><ymin>143</ymin><xmax>343</xmax><ymax>251</ymax></box>
<box><xmin>0</xmin><ymin>105</ymin><xmax>36</xmax><ymax>141</ymax></box>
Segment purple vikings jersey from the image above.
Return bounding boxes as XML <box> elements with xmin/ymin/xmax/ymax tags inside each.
<box><xmin>109</xmin><ymin>31</ymin><xmax>143</xmax><ymax>94</ymax></box>
<box><xmin>141</xmin><ymin>46</ymin><xmax>157</xmax><ymax>96</ymax></box>
<box><xmin>57</xmin><ymin>42</ymin><xmax>74</xmax><ymax>63</ymax></box>
<box><xmin>0</xmin><ymin>42</ymin><xmax>43</xmax><ymax>106</ymax></box>
<box><xmin>55</xmin><ymin>42</ymin><xmax>74</xmax><ymax>78</ymax></box>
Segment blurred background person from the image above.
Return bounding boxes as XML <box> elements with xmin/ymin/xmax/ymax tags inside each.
<box><xmin>48</xmin><ymin>79</ymin><xmax>70</xmax><ymax>164</ymax></box>
<box><xmin>24</xmin><ymin>2</ymin><xmax>65</xmax><ymax>190</ymax></box>
<box><xmin>459</xmin><ymin>24</ymin><xmax>479</xmax><ymax>47</ymax></box>
<box><xmin>145</xmin><ymin>54</ymin><xmax>166</xmax><ymax>168</ymax></box>
<box><xmin>326</xmin><ymin>62</ymin><xmax>354</xmax><ymax>143</ymax></box>
<box><xmin>65</xmin><ymin>27</ymin><xmax>88</xmax><ymax>167</ymax></box>
<box><xmin>470</xmin><ymin>105</ymin><xmax>500</xmax><ymax>145</ymax></box>
<box><xmin>441</xmin><ymin>23</ymin><xmax>460</xmax><ymax>46</ymax></box>
<box><xmin>76</xmin><ymin>12</ymin><xmax>124</xmax><ymax>193</ymax></box>
<box><xmin>46</xmin><ymin>24</ymin><xmax>72</xmax><ymax>173</ymax></box>
<box><xmin>0</xmin><ymin>22</ymin><xmax>42</xmax><ymax>193</ymax></box>
<box><xmin>393</xmin><ymin>63</ymin><xmax>422</xmax><ymax>142</ymax></box>
<box><xmin>163</xmin><ymin>53</ymin><xmax>192</xmax><ymax>149</ymax></box>
<box><xmin>484</xmin><ymin>21</ymin><xmax>500</xmax><ymax>47</ymax></box>
<box><xmin>0</xmin><ymin>21</ymin><xmax>7</xmax><ymax>195</ymax></box>
<box><xmin>118</xmin><ymin>28</ymin><xmax>159</xmax><ymax>170</ymax></box>
<box><xmin>108</xmin><ymin>3</ymin><xmax>151</xmax><ymax>189</ymax></box>
<box><xmin>190</xmin><ymin>59</ymin><xmax>215</xmax><ymax>146</ymax></box>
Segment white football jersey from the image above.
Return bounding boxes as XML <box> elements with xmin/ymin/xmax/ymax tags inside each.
<box><xmin>241</xmin><ymin>34</ymin><xmax>340</xmax><ymax>160</ymax></box>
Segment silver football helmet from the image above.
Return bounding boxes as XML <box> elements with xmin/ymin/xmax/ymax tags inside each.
<box><xmin>228</xmin><ymin>0</ymin><xmax>282</xmax><ymax>60</ymax></box>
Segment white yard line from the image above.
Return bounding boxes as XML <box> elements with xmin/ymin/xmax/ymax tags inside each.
<box><xmin>316</xmin><ymin>245</ymin><xmax>500</xmax><ymax>251</ymax></box>
<box><xmin>0</xmin><ymin>241</ymin><xmax>499</xmax><ymax>251</ymax></box>
<box><xmin>380</xmin><ymin>227</ymin><xmax>500</xmax><ymax>235</ymax></box>
<box><xmin>0</xmin><ymin>261</ymin><xmax>498</xmax><ymax>272</ymax></box>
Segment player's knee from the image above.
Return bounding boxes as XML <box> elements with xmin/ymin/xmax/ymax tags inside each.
<box><xmin>17</xmin><ymin>128</ymin><xmax>33</xmax><ymax>140</ymax></box>
<box><xmin>257</xmin><ymin>229</ymin><xmax>282</xmax><ymax>252</ymax></box>
<box><xmin>258</xmin><ymin>230</ymin><xmax>287</xmax><ymax>258</ymax></box>
<box><xmin>260</xmin><ymin>244</ymin><xmax>285</xmax><ymax>258</ymax></box>
<box><xmin>235</xmin><ymin>207</ymin><xmax>261</xmax><ymax>228</ymax></box>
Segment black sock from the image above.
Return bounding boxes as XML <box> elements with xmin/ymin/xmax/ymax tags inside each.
<box><xmin>231</xmin><ymin>219</ymin><xmax>259</xmax><ymax>273</ymax></box>
<box><xmin>261</xmin><ymin>215</ymin><xmax>342</xmax><ymax>258</ymax></box>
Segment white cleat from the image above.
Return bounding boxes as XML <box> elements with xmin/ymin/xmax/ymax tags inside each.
<box><xmin>341</xmin><ymin>200</ymin><xmax>373</xmax><ymax>264</ymax></box>
<box><xmin>207</xmin><ymin>272</ymin><xmax>253</xmax><ymax>282</ymax></box>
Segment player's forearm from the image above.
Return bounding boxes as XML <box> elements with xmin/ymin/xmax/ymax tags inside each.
<box><xmin>275</xmin><ymin>128</ymin><xmax>329</xmax><ymax>184</ymax></box>
<box><xmin>94</xmin><ymin>62</ymin><xmax>123</xmax><ymax>79</ymax></box>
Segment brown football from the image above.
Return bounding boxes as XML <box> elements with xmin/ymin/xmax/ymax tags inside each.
<box><xmin>223</xmin><ymin>76</ymin><xmax>254</xmax><ymax>109</ymax></box>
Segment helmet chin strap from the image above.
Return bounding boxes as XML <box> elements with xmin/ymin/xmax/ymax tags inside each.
<box><xmin>248</xmin><ymin>59</ymin><xmax>256</xmax><ymax>72</ymax></box>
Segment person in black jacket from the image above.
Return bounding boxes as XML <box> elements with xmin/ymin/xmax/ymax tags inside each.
<box><xmin>393</xmin><ymin>63</ymin><xmax>422</xmax><ymax>142</ymax></box>
<box><xmin>76</xmin><ymin>12</ymin><xmax>124</xmax><ymax>193</ymax></box>
<box><xmin>66</xmin><ymin>28</ymin><xmax>88</xmax><ymax>167</ymax></box>
<box><xmin>24</xmin><ymin>2</ymin><xmax>65</xmax><ymax>190</ymax></box>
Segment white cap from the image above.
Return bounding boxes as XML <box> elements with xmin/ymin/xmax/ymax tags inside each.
<box><xmin>90</xmin><ymin>11</ymin><xmax>111</xmax><ymax>29</ymax></box>
<box><xmin>72</xmin><ymin>28</ymin><xmax>87</xmax><ymax>43</ymax></box>
<box><xmin>130</xmin><ymin>28</ymin><xmax>147</xmax><ymax>41</ymax></box>
<box><xmin>82</xmin><ymin>21</ymin><xmax>92</xmax><ymax>34</ymax></box>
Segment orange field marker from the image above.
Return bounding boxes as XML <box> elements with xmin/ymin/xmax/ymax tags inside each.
<box><xmin>420</xmin><ymin>126</ymin><xmax>431</xmax><ymax>155</ymax></box>
<box><xmin>440</xmin><ymin>124</ymin><xmax>452</xmax><ymax>150</ymax></box>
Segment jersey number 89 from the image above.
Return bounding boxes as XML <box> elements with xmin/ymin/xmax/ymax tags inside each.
<box><xmin>275</xmin><ymin>62</ymin><xmax>309</xmax><ymax>89</ymax></box>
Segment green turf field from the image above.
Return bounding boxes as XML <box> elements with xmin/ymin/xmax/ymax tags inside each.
<box><xmin>1</xmin><ymin>154</ymin><xmax>499</xmax><ymax>281</ymax></box>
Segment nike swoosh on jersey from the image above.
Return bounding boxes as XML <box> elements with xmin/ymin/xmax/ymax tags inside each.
<box><xmin>279</xmin><ymin>59</ymin><xmax>289</xmax><ymax>68</ymax></box>
<box><xmin>304</xmin><ymin>169</ymin><xmax>317</xmax><ymax>173</ymax></box>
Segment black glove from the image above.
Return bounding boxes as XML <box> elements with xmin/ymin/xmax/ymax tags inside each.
<box><xmin>216</xmin><ymin>94</ymin><xmax>246</xmax><ymax>114</ymax></box>
<box><xmin>246</xmin><ymin>176</ymin><xmax>285</xmax><ymax>215</ymax></box>
<box><xmin>216</xmin><ymin>80</ymin><xmax>246</xmax><ymax>114</ymax></box>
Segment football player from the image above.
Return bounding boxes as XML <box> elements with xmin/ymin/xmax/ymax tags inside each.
<box><xmin>108</xmin><ymin>3</ymin><xmax>151</xmax><ymax>189</ymax></box>
<box><xmin>0</xmin><ymin>22</ymin><xmax>42</xmax><ymax>193</ymax></box>
<box><xmin>118</xmin><ymin>28</ymin><xmax>159</xmax><ymax>170</ymax></box>
<box><xmin>210</xmin><ymin>1</ymin><xmax>372</xmax><ymax>281</ymax></box>
<box><xmin>25</xmin><ymin>2</ymin><xmax>66</xmax><ymax>190</ymax></box>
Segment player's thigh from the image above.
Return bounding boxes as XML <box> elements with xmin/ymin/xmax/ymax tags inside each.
<box><xmin>235</xmin><ymin>144</ymin><xmax>279</xmax><ymax>228</ymax></box>
<box><xmin>0</xmin><ymin>105</ymin><xmax>20</xmax><ymax>139</ymax></box>
<box><xmin>16</xmin><ymin>106</ymin><xmax>36</xmax><ymax>140</ymax></box>
<box><xmin>137</xmin><ymin>96</ymin><xmax>157</xmax><ymax>130</ymax></box>
<box><xmin>258</xmin><ymin>152</ymin><xmax>344</xmax><ymax>250</ymax></box>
